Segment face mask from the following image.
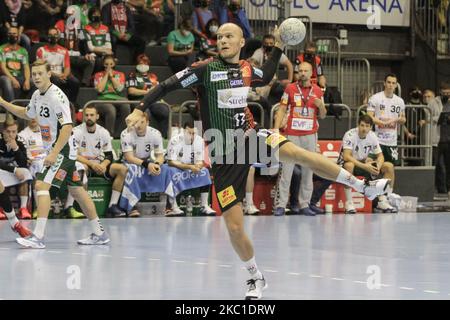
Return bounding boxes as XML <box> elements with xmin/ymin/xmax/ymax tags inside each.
<box><xmin>209</xmin><ymin>25</ymin><xmax>218</xmax><ymax>33</ymax></box>
<box><xmin>7</xmin><ymin>35</ymin><xmax>18</xmax><ymax>44</ymax></box>
<box><xmin>229</xmin><ymin>3</ymin><xmax>239</xmax><ymax>13</ymax></box>
<box><xmin>304</xmin><ymin>53</ymin><xmax>314</xmax><ymax>62</ymax></box>
<box><xmin>48</xmin><ymin>36</ymin><xmax>58</xmax><ymax>45</ymax></box>
<box><xmin>410</xmin><ymin>91</ymin><xmax>421</xmax><ymax>100</ymax></box>
<box><xmin>442</xmin><ymin>95</ymin><xmax>449</xmax><ymax>104</ymax></box>
<box><xmin>263</xmin><ymin>45</ymin><xmax>273</xmax><ymax>53</ymax></box>
<box><xmin>136</xmin><ymin>64</ymin><xmax>149</xmax><ymax>73</ymax></box>
<box><xmin>91</xmin><ymin>15</ymin><xmax>101</xmax><ymax>23</ymax></box>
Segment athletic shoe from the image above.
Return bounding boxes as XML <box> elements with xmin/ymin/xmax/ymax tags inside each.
<box><xmin>244</xmin><ymin>204</ymin><xmax>260</xmax><ymax>215</ymax></box>
<box><xmin>199</xmin><ymin>205</ymin><xmax>216</xmax><ymax>216</ymax></box>
<box><xmin>165</xmin><ymin>208</ymin><xmax>184</xmax><ymax>217</ymax></box>
<box><xmin>299</xmin><ymin>207</ymin><xmax>316</xmax><ymax>216</ymax></box>
<box><xmin>77</xmin><ymin>232</ymin><xmax>111</xmax><ymax>245</ymax></box>
<box><xmin>12</xmin><ymin>222</ymin><xmax>32</xmax><ymax>238</ymax></box>
<box><xmin>32</xmin><ymin>210</ymin><xmax>38</xmax><ymax>219</ymax></box>
<box><xmin>128</xmin><ymin>209</ymin><xmax>141</xmax><ymax>217</ymax></box>
<box><xmin>274</xmin><ymin>207</ymin><xmax>285</xmax><ymax>216</ymax></box>
<box><xmin>375</xmin><ymin>199</ymin><xmax>398</xmax><ymax>213</ymax></box>
<box><xmin>19</xmin><ymin>208</ymin><xmax>32</xmax><ymax>219</ymax></box>
<box><xmin>345</xmin><ymin>202</ymin><xmax>356</xmax><ymax>214</ymax></box>
<box><xmin>309</xmin><ymin>203</ymin><xmax>325</xmax><ymax>214</ymax></box>
<box><xmin>106</xmin><ymin>205</ymin><xmax>127</xmax><ymax>218</ymax></box>
<box><xmin>245</xmin><ymin>276</ymin><xmax>268</xmax><ymax>300</ymax></box>
<box><xmin>64</xmin><ymin>207</ymin><xmax>85</xmax><ymax>219</ymax></box>
<box><xmin>363</xmin><ymin>179</ymin><xmax>391</xmax><ymax>200</ymax></box>
<box><xmin>16</xmin><ymin>234</ymin><xmax>45</xmax><ymax>249</ymax></box>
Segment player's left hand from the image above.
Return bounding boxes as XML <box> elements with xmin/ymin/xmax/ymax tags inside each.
<box><xmin>126</xmin><ymin>108</ymin><xmax>144</xmax><ymax>128</ymax></box>
<box><xmin>44</xmin><ymin>152</ymin><xmax>57</xmax><ymax>167</ymax></box>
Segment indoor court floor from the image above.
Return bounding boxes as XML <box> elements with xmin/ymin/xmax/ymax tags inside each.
<box><xmin>1</xmin><ymin>212</ymin><xmax>450</xmax><ymax>300</ymax></box>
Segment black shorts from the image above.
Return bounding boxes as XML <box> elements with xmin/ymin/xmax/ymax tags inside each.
<box><xmin>212</xmin><ymin>129</ymin><xmax>289</xmax><ymax>212</ymax></box>
<box><xmin>85</xmin><ymin>162</ymin><xmax>114</xmax><ymax>181</ymax></box>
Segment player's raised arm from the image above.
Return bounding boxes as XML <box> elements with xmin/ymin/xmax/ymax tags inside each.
<box><xmin>251</xmin><ymin>26</ymin><xmax>285</xmax><ymax>87</ymax></box>
<box><xmin>0</xmin><ymin>96</ymin><xmax>32</xmax><ymax>120</ymax></box>
<box><xmin>126</xmin><ymin>65</ymin><xmax>205</xmax><ymax>128</ymax></box>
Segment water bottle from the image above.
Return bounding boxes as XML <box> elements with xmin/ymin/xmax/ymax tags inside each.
<box><xmin>186</xmin><ymin>195</ymin><xmax>193</xmax><ymax>216</ymax></box>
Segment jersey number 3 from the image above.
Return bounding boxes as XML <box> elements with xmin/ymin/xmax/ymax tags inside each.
<box><xmin>40</xmin><ymin>106</ymin><xmax>50</xmax><ymax>118</ymax></box>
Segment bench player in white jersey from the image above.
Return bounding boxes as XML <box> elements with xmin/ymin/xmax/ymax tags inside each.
<box><xmin>367</xmin><ymin>74</ymin><xmax>406</xmax><ymax>166</ymax></box>
<box><xmin>0</xmin><ymin>60</ymin><xmax>110</xmax><ymax>249</ymax></box>
<box><xmin>72</xmin><ymin>105</ymin><xmax>129</xmax><ymax>218</ymax></box>
<box><xmin>120</xmin><ymin>112</ymin><xmax>165</xmax><ymax>217</ymax></box>
<box><xmin>167</xmin><ymin>121</ymin><xmax>216</xmax><ymax>216</ymax></box>
<box><xmin>338</xmin><ymin>115</ymin><xmax>396</xmax><ymax>213</ymax></box>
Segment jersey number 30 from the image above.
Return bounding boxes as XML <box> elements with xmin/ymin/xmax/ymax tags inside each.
<box><xmin>40</xmin><ymin>106</ymin><xmax>50</xmax><ymax>118</ymax></box>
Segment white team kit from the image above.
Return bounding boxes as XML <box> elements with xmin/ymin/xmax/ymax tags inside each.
<box><xmin>73</xmin><ymin>123</ymin><xmax>113</xmax><ymax>163</ymax></box>
<box><xmin>367</xmin><ymin>91</ymin><xmax>405</xmax><ymax>146</ymax></box>
<box><xmin>120</xmin><ymin>126</ymin><xmax>163</xmax><ymax>160</ymax></box>
<box><xmin>167</xmin><ymin>133</ymin><xmax>204</xmax><ymax>164</ymax></box>
<box><xmin>26</xmin><ymin>84</ymin><xmax>77</xmax><ymax>159</ymax></box>
<box><xmin>18</xmin><ymin>126</ymin><xmax>47</xmax><ymax>177</ymax></box>
<box><xmin>338</xmin><ymin>128</ymin><xmax>382</xmax><ymax>164</ymax></box>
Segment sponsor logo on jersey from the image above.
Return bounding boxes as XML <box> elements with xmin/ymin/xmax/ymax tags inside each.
<box><xmin>56</xmin><ymin>112</ymin><xmax>63</xmax><ymax>119</ymax></box>
<box><xmin>217</xmin><ymin>185</ymin><xmax>237</xmax><ymax>208</ymax></box>
<box><xmin>72</xmin><ymin>170</ymin><xmax>81</xmax><ymax>182</ymax></box>
<box><xmin>253</xmin><ymin>68</ymin><xmax>263</xmax><ymax>78</ymax></box>
<box><xmin>40</xmin><ymin>126</ymin><xmax>51</xmax><ymax>142</ymax></box>
<box><xmin>217</xmin><ymin>87</ymin><xmax>250</xmax><ymax>109</ymax></box>
<box><xmin>55</xmin><ymin>169</ymin><xmax>67</xmax><ymax>181</ymax></box>
<box><xmin>210</xmin><ymin>71</ymin><xmax>228</xmax><ymax>82</ymax></box>
<box><xmin>229</xmin><ymin>79</ymin><xmax>244</xmax><ymax>87</ymax></box>
<box><xmin>281</xmin><ymin>92</ymin><xmax>289</xmax><ymax>105</ymax></box>
<box><xmin>175</xmin><ymin>68</ymin><xmax>190</xmax><ymax>79</ymax></box>
<box><xmin>181</xmin><ymin>73</ymin><xmax>198</xmax><ymax>88</ymax></box>
<box><xmin>242</xmin><ymin>65</ymin><xmax>251</xmax><ymax>78</ymax></box>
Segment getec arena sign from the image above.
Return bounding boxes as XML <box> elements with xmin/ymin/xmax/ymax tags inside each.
<box><xmin>245</xmin><ymin>0</ymin><xmax>410</xmax><ymax>27</ymax></box>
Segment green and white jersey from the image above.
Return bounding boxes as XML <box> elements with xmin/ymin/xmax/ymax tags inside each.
<box><xmin>26</xmin><ymin>84</ymin><xmax>77</xmax><ymax>159</ymax></box>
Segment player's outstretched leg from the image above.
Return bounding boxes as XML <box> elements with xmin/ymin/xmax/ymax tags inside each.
<box><xmin>223</xmin><ymin>204</ymin><xmax>267</xmax><ymax>300</ymax></box>
<box><xmin>0</xmin><ymin>183</ymin><xmax>32</xmax><ymax>238</ymax></box>
<box><xmin>16</xmin><ymin>181</ymin><xmax>51</xmax><ymax>249</ymax></box>
<box><xmin>68</xmin><ymin>186</ymin><xmax>110</xmax><ymax>245</ymax></box>
<box><xmin>278</xmin><ymin>141</ymin><xmax>392</xmax><ymax>200</ymax></box>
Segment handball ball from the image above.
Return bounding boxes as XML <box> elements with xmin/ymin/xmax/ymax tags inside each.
<box><xmin>279</xmin><ymin>18</ymin><xmax>306</xmax><ymax>46</ymax></box>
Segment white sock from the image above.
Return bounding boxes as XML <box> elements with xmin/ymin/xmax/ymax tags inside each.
<box><xmin>109</xmin><ymin>190</ymin><xmax>121</xmax><ymax>207</ymax></box>
<box><xmin>244</xmin><ymin>256</ymin><xmax>263</xmax><ymax>280</ymax></box>
<box><xmin>89</xmin><ymin>218</ymin><xmax>104</xmax><ymax>236</ymax></box>
<box><xmin>20</xmin><ymin>196</ymin><xmax>28</xmax><ymax>209</ymax></box>
<box><xmin>5</xmin><ymin>210</ymin><xmax>19</xmax><ymax>227</ymax></box>
<box><xmin>34</xmin><ymin>218</ymin><xmax>47</xmax><ymax>239</ymax></box>
<box><xmin>33</xmin><ymin>190</ymin><xmax>38</xmax><ymax>209</ymax></box>
<box><xmin>201</xmin><ymin>192</ymin><xmax>209</xmax><ymax>207</ymax></box>
<box><xmin>378</xmin><ymin>194</ymin><xmax>387</xmax><ymax>203</ymax></box>
<box><xmin>246</xmin><ymin>192</ymin><xmax>253</xmax><ymax>207</ymax></box>
<box><xmin>336</xmin><ymin>168</ymin><xmax>364</xmax><ymax>193</ymax></box>
<box><xmin>172</xmin><ymin>199</ymin><xmax>180</xmax><ymax>210</ymax></box>
<box><xmin>344</xmin><ymin>187</ymin><xmax>353</xmax><ymax>203</ymax></box>
<box><xmin>64</xmin><ymin>193</ymin><xmax>75</xmax><ymax>209</ymax></box>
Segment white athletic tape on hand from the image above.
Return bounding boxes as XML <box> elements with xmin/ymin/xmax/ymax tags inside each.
<box><xmin>36</xmin><ymin>190</ymin><xmax>50</xmax><ymax>196</ymax></box>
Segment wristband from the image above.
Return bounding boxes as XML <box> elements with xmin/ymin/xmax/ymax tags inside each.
<box><xmin>142</xmin><ymin>160</ymin><xmax>150</xmax><ymax>168</ymax></box>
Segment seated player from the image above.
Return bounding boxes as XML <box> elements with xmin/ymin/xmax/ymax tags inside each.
<box><xmin>72</xmin><ymin>105</ymin><xmax>129</xmax><ymax>218</ymax></box>
<box><xmin>120</xmin><ymin>112</ymin><xmax>165</xmax><ymax>217</ymax></box>
<box><xmin>19</xmin><ymin>118</ymin><xmax>47</xmax><ymax>219</ymax></box>
<box><xmin>339</xmin><ymin>115</ymin><xmax>397</xmax><ymax>214</ymax></box>
<box><xmin>166</xmin><ymin>120</ymin><xmax>216</xmax><ymax>216</ymax></box>
<box><xmin>0</xmin><ymin>120</ymin><xmax>32</xmax><ymax>219</ymax></box>
<box><xmin>0</xmin><ymin>120</ymin><xmax>33</xmax><ymax>237</ymax></box>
